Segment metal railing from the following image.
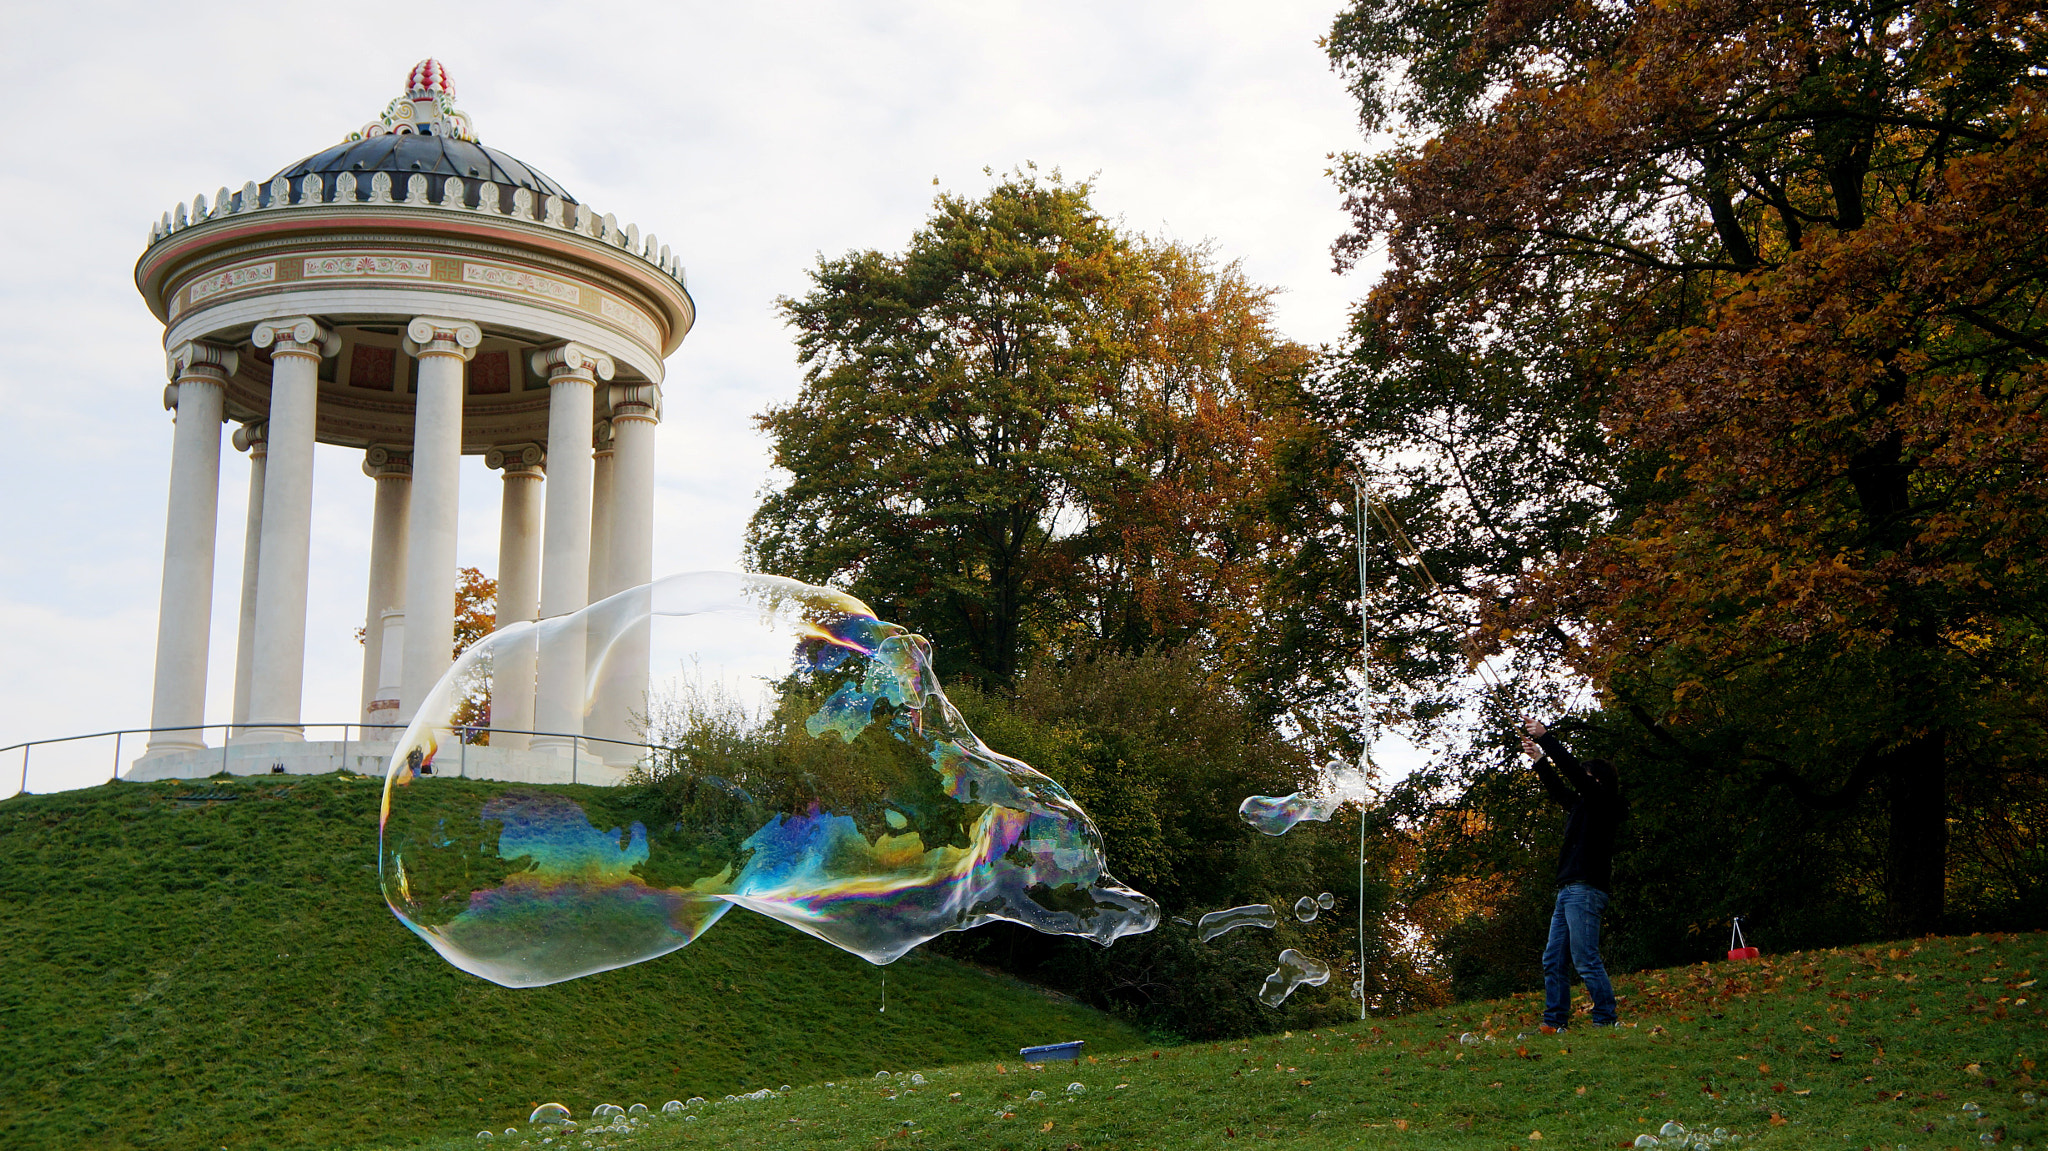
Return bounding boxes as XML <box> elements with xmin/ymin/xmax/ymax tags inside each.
<box><xmin>2</xmin><ymin>721</ymin><xmax>677</xmax><ymax>799</ymax></box>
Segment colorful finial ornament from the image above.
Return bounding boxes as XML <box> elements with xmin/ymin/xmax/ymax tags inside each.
<box><xmin>348</xmin><ymin>59</ymin><xmax>477</xmax><ymax>144</ymax></box>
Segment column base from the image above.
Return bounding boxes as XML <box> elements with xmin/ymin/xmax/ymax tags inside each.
<box><xmin>232</xmin><ymin>726</ymin><xmax>305</xmax><ymax>745</ymax></box>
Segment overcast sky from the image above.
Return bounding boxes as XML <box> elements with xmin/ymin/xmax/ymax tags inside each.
<box><xmin>0</xmin><ymin>0</ymin><xmax>1412</xmax><ymax>794</ymax></box>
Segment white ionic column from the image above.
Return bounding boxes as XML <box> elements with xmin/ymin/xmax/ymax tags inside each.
<box><xmin>358</xmin><ymin>446</ymin><xmax>412</xmax><ymax>733</ymax></box>
<box><xmin>397</xmin><ymin>317</ymin><xmax>480</xmax><ymax>723</ymax></box>
<box><xmin>142</xmin><ymin>341</ymin><xmax>237</xmax><ymax>757</ymax></box>
<box><xmin>531</xmin><ymin>343</ymin><xmax>611</xmax><ymax>753</ymax></box>
<box><xmin>591</xmin><ymin>382</ymin><xmax>660</xmax><ymax>763</ymax></box>
<box><xmin>228</xmin><ymin>420</ymin><xmax>266</xmax><ymax>731</ymax></box>
<box><xmin>486</xmin><ymin>444</ymin><xmax>544</xmax><ymax>750</ymax></box>
<box><xmin>588</xmin><ymin>418</ymin><xmax>615</xmax><ymax>602</ymax></box>
<box><xmin>240</xmin><ymin>318</ymin><xmax>335</xmax><ymax>743</ymax></box>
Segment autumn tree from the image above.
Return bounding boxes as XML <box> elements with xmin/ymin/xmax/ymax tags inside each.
<box><xmin>358</xmin><ymin>566</ymin><xmax>496</xmax><ymax>734</ymax></box>
<box><xmin>748</xmin><ymin>171</ymin><xmax>1323</xmax><ymax>687</ymax></box>
<box><xmin>1322</xmin><ymin>0</ymin><xmax>2048</xmax><ymax>936</ymax></box>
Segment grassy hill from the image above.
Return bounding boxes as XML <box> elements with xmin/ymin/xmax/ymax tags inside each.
<box><xmin>387</xmin><ymin>930</ymin><xmax>2044</xmax><ymax>1151</ymax></box>
<box><xmin>0</xmin><ymin>773</ymin><xmax>1148</xmax><ymax>1151</ymax></box>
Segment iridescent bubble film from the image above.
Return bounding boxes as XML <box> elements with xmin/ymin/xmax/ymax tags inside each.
<box><xmin>1293</xmin><ymin>895</ymin><xmax>1320</xmax><ymax>923</ymax></box>
<box><xmin>1257</xmin><ymin>948</ymin><xmax>1331</xmax><ymax>1007</ymax></box>
<box><xmin>380</xmin><ymin>572</ymin><xmax>1158</xmax><ymax>987</ymax></box>
<box><xmin>1196</xmin><ymin>903</ymin><xmax>1277</xmax><ymax>942</ymax></box>
<box><xmin>1237</xmin><ymin>758</ymin><xmax>1369</xmax><ymax>836</ymax></box>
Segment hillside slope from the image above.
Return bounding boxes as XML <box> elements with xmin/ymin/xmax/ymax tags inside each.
<box><xmin>0</xmin><ymin>774</ymin><xmax>1147</xmax><ymax>1151</ymax></box>
<box><xmin>396</xmin><ymin>930</ymin><xmax>2044</xmax><ymax>1150</ymax></box>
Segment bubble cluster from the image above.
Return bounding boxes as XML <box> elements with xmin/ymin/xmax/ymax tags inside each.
<box><xmin>1238</xmin><ymin>758</ymin><xmax>1369</xmax><ymax>835</ymax></box>
<box><xmin>379</xmin><ymin>573</ymin><xmax>1158</xmax><ymax>987</ymax></box>
<box><xmin>1258</xmin><ymin>948</ymin><xmax>1331</xmax><ymax>1006</ymax></box>
<box><xmin>1197</xmin><ymin>904</ymin><xmax>1278</xmax><ymax>942</ymax></box>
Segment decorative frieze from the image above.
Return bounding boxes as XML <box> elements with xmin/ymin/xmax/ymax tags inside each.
<box><xmin>189</xmin><ymin>262</ymin><xmax>277</xmax><ymax>305</ymax></box>
<box><xmin>598</xmin><ymin>296</ymin><xmax>659</xmax><ymax>345</ymax></box>
<box><xmin>303</xmin><ymin>254</ymin><xmax>434</xmax><ymax>279</ymax></box>
<box><xmin>462</xmin><ymin>262</ymin><xmax>580</xmax><ymax>303</ymax></box>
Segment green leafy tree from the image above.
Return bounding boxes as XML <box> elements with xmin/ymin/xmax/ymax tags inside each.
<box><xmin>748</xmin><ymin>172</ymin><xmax>1326</xmax><ymax>689</ymax></box>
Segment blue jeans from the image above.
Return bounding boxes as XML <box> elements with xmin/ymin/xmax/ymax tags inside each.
<box><xmin>1542</xmin><ymin>882</ymin><xmax>1616</xmax><ymax>1028</ymax></box>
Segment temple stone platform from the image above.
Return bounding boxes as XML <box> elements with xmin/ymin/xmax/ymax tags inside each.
<box><xmin>124</xmin><ymin>740</ymin><xmax>630</xmax><ymax>785</ymax></box>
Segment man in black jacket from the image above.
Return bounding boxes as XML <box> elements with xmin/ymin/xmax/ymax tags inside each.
<box><xmin>1520</xmin><ymin>716</ymin><xmax>1624</xmax><ymax>1032</ymax></box>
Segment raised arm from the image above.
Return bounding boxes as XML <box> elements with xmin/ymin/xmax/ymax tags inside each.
<box><xmin>1520</xmin><ymin>724</ymin><xmax>1579</xmax><ymax>808</ymax></box>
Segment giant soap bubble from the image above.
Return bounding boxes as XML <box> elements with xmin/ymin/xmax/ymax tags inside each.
<box><xmin>379</xmin><ymin>572</ymin><xmax>1158</xmax><ymax>987</ymax></box>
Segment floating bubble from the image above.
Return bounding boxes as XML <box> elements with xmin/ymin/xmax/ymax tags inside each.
<box><xmin>1067</xmin><ymin>1082</ymin><xmax>1086</xmax><ymax>1094</ymax></box>
<box><xmin>1197</xmin><ymin>904</ymin><xmax>1277</xmax><ymax>942</ymax></box>
<box><xmin>1294</xmin><ymin>896</ymin><xmax>1320</xmax><ymax>923</ymax></box>
<box><xmin>1238</xmin><ymin>758</ymin><xmax>1369</xmax><ymax>835</ymax></box>
<box><xmin>627</xmin><ymin>1103</ymin><xmax>647</xmax><ymax>1115</ymax></box>
<box><xmin>1258</xmin><ymin>948</ymin><xmax>1332</xmax><ymax>1007</ymax></box>
<box><xmin>530</xmin><ymin>1104</ymin><xmax>572</xmax><ymax>1126</ymax></box>
<box><xmin>379</xmin><ymin>572</ymin><xmax>1159</xmax><ymax>987</ymax></box>
<box><xmin>1317</xmin><ymin>892</ymin><xmax>1334</xmax><ymax>909</ymax></box>
<box><xmin>1171</xmin><ymin>916</ymin><xmax>1193</xmax><ymax>926</ymax></box>
<box><xmin>1660</xmin><ymin>1122</ymin><xmax>1686</xmax><ymax>1139</ymax></box>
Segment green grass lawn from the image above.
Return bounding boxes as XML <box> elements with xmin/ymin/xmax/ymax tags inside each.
<box><xmin>387</xmin><ymin>932</ymin><xmax>2044</xmax><ymax>1151</ymax></box>
<box><xmin>0</xmin><ymin>774</ymin><xmax>1147</xmax><ymax>1151</ymax></box>
<box><xmin>5</xmin><ymin>775</ymin><xmax>2042</xmax><ymax>1151</ymax></box>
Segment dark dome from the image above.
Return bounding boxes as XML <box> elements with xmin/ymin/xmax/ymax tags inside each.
<box><xmin>272</xmin><ymin>133</ymin><xmax>577</xmax><ymax>204</ymax></box>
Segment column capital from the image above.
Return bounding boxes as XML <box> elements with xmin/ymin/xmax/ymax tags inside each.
<box><xmin>363</xmin><ymin>444</ymin><xmax>413</xmax><ymax>479</ymax></box>
<box><xmin>251</xmin><ymin>317</ymin><xmax>337</xmax><ymax>360</ymax></box>
<box><xmin>168</xmin><ymin>339</ymin><xmax>240</xmax><ymax>384</ymax></box>
<box><xmin>532</xmin><ymin>342</ymin><xmax>614</xmax><ymax>383</ymax></box>
<box><xmin>403</xmin><ymin>316</ymin><xmax>483</xmax><ymax>361</ymax></box>
<box><xmin>485</xmin><ymin>443</ymin><xmax>546</xmax><ymax>477</ymax></box>
<box><xmin>610</xmin><ymin>382</ymin><xmax>662</xmax><ymax>424</ymax></box>
<box><xmin>232</xmin><ymin>420</ymin><xmax>268</xmax><ymax>456</ymax></box>
<box><xmin>592</xmin><ymin>418</ymin><xmax>614</xmax><ymax>455</ymax></box>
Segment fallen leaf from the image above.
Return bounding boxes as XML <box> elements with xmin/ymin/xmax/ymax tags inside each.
<box><xmin>1773</xmin><ymin>1083</ymin><xmax>1786</xmax><ymax>1093</ymax></box>
<box><xmin>1769</xmin><ymin>1113</ymin><xmax>1787</xmax><ymax>1126</ymax></box>
<box><xmin>1530</xmin><ymin>1131</ymin><xmax>1544</xmax><ymax>1140</ymax></box>
<box><xmin>1758</xmin><ymin>1063</ymin><xmax>1771</xmax><ymax>1073</ymax></box>
<box><xmin>1576</xmin><ymin>1086</ymin><xmax>1588</xmax><ymax>1096</ymax></box>
<box><xmin>1794</xmin><ymin>1089</ymin><xmax>1812</xmax><ymax>1096</ymax></box>
<box><xmin>1395</xmin><ymin>1119</ymin><xmax>1409</xmax><ymax>1131</ymax></box>
<box><xmin>1041</xmin><ymin>1121</ymin><xmax>1054</xmax><ymax>1132</ymax></box>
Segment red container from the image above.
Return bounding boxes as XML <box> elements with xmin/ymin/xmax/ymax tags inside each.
<box><xmin>1726</xmin><ymin>946</ymin><xmax>1760</xmax><ymax>961</ymax></box>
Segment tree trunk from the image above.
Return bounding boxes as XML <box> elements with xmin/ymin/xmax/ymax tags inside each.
<box><xmin>1883</xmin><ymin>727</ymin><xmax>1947</xmax><ymax>937</ymax></box>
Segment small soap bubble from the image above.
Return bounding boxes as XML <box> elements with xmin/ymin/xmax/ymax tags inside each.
<box><xmin>1258</xmin><ymin>948</ymin><xmax>1332</xmax><ymax>1007</ymax></box>
<box><xmin>1981</xmin><ymin>1135</ymin><xmax>1997</xmax><ymax>1145</ymax></box>
<box><xmin>1067</xmin><ymin>1082</ymin><xmax>1086</xmax><ymax>1094</ymax></box>
<box><xmin>627</xmin><ymin>1103</ymin><xmax>647</xmax><ymax>1115</ymax></box>
<box><xmin>1197</xmin><ymin>904</ymin><xmax>1278</xmax><ymax>942</ymax></box>
<box><xmin>591</xmin><ymin>1104</ymin><xmax>622</xmax><ymax>1119</ymax></box>
<box><xmin>910</xmin><ymin>1074</ymin><xmax>927</xmax><ymax>1086</ymax></box>
<box><xmin>379</xmin><ymin>573</ymin><xmax>1159</xmax><ymax>988</ymax></box>
<box><xmin>1294</xmin><ymin>896</ymin><xmax>1321</xmax><ymax>923</ymax></box>
<box><xmin>478</xmin><ymin>1133</ymin><xmax>494</xmax><ymax>1141</ymax></box>
<box><xmin>530</xmin><ymin>1104</ymin><xmax>572</xmax><ymax>1126</ymax></box>
<box><xmin>1963</xmin><ymin>1101</ymin><xmax>1982</xmax><ymax>1114</ymax></box>
<box><xmin>877</xmin><ymin>1070</ymin><xmax>891</xmax><ymax>1079</ymax></box>
<box><xmin>1459</xmin><ymin>1032</ymin><xmax>1478</xmax><ymax>1045</ymax></box>
<box><xmin>1661</xmin><ymin>1122</ymin><xmax>1687</xmax><ymax>1140</ymax></box>
<box><xmin>505</xmin><ymin>1130</ymin><xmax>518</xmax><ymax>1138</ymax></box>
<box><xmin>1712</xmin><ymin>1130</ymin><xmax>1727</xmax><ymax>1142</ymax></box>
<box><xmin>2025</xmin><ymin>1092</ymin><xmax>2040</xmax><ymax>1105</ymax></box>
<box><xmin>683</xmin><ymin>1115</ymin><xmax>698</xmax><ymax>1122</ymax></box>
<box><xmin>780</xmin><ymin>1085</ymin><xmax>793</xmax><ymax>1092</ymax></box>
<box><xmin>661</xmin><ymin>1101</ymin><xmax>683</xmax><ymax>1115</ymax></box>
<box><xmin>1238</xmin><ymin>759</ymin><xmax>1368</xmax><ymax>835</ymax></box>
<box><xmin>1316</xmin><ymin>892</ymin><xmax>1335</xmax><ymax>909</ymax></box>
<box><xmin>1028</xmin><ymin>1090</ymin><xmax>1047</xmax><ymax>1101</ymax></box>
<box><xmin>1634</xmin><ymin>1138</ymin><xmax>1660</xmax><ymax>1149</ymax></box>
<box><xmin>687</xmin><ymin>1096</ymin><xmax>707</xmax><ymax>1106</ymax></box>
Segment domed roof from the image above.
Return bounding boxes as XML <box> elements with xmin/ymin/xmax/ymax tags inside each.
<box><xmin>272</xmin><ymin>135</ymin><xmax>577</xmax><ymax>203</ymax></box>
<box><xmin>269</xmin><ymin>59</ymin><xmax>578</xmax><ymax>204</ymax></box>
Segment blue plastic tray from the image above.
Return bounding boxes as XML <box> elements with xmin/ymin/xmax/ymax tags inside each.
<box><xmin>1019</xmin><ymin>1041</ymin><xmax>1085</xmax><ymax>1061</ymax></box>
